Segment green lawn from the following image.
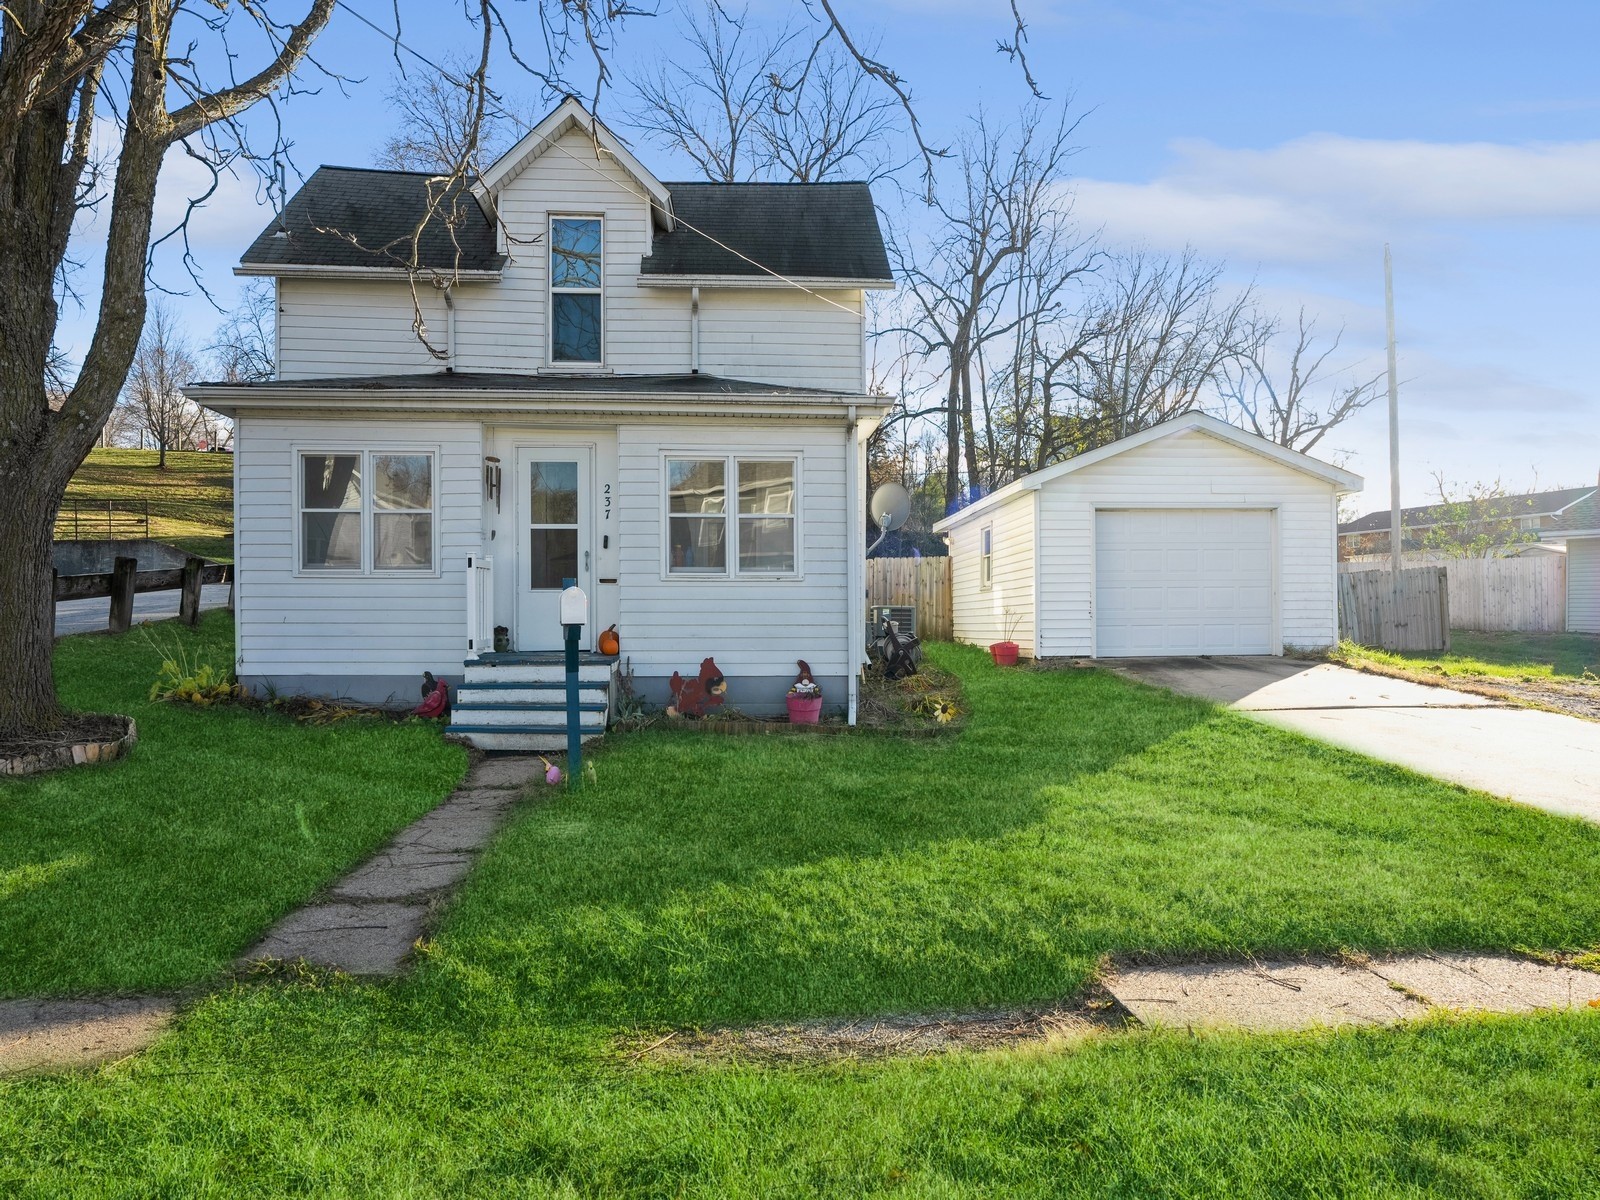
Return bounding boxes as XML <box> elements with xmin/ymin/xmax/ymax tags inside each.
<box><xmin>62</xmin><ymin>448</ymin><xmax>234</xmax><ymax>561</ymax></box>
<box><xmin>1338</xmin><ymin>630</ymin><xmax>1600</xmax><ymax>683</ymax></box>
<box><xmin>3</xmin><ymin>642</ymin><xmax>1599</xmax><ymax>1195</ymax></box>
<box><xmin>0</xmin><ymin>613</ymin><xmax>465</xmax><ymax>995</ymax></box>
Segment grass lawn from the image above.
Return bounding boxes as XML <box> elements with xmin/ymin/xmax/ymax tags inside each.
<box><xmin>0</xmin><ymin>613</ymin><xmax>465</xmax><ymax>996</ymax></box>
<box><xmin>63</xmin><ymin>448</ymin><xmax>234</xmax><ymax>561</ymax></box>
<box><xmin>1338</xmin><ymin>630</ymin><xmax>1600</xmax><ymax>683</ymax></box>
<box><xmin>2</xmin><ymin>643</ymin><xmax>1598</xmax><ymax>1194</ymax></box>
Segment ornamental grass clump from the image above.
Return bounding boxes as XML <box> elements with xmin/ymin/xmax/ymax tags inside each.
<box><xmin>143</xmin><ymin>629</ymin><xmax>244</xmax><ymax>706</ymax></box>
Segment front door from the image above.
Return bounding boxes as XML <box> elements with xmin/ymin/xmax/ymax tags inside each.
<box><xmin>514</xmin><ymin>446</ymin><xmax>593</xmax><ymax>651</ymax></box>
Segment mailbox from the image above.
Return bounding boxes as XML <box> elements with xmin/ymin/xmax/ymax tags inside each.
<box><xmin>560</xmin><ymin>584</ymin><xmax>588</xmax><ymax>628</ymax></box>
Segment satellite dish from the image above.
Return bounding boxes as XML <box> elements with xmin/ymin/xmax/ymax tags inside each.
<box><xmin>869</xmin><ymin>482</ymin><xmax>912</xmax><ymax>533</ymax></box>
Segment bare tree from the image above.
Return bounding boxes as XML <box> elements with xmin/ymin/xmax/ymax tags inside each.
<box><xmin>1064</xmin><ymin>249</ymin><xmax>1251</xmax><ymax>446</ymax></box>
<box><xmin>757</xmin><ymin>42</ymin><xmax>899</xmax><ymax>183</ymax></box>
<box><xmin>885</xmin><ymin>107</ymin><xmax>1089</xmax><ymax>506</ymax></box>
<box><xmin>208</xmin><ymin>281</ymin><xmax>276</xmax><ymax>384</ymax></box>
<box><xmin>1218</xmin><ymin>309</ymin><xmax>1383</xmax><ymax>454</ymax></box>
<box><xmin>123</xmin><ymin>304</ymin><xmax>203</xmax><ymax>467</ymax></box>
<box><xmin>376</xmin><ymin>53</ymin><xmax>522</xmax><ymax>175</ymax></box>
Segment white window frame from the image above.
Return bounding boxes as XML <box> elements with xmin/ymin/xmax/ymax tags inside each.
<box><xmin>548</xmin><ymin>214</ymin><xmax>604</xmax><ymax>367</ymax></box>
<box><xmin>293</xmin><ymin>446</ymin><xmax>441</xmax><ymax>578</ymax></box>
<box><xmin>980</xmin><ymin>524</ymin><xmax>994</xmax><ymax>589</ymax></box>
<box><xmin>661</xmin><ymin>453</ymin><xmax>803</xmax><ymax>581</ymax></box>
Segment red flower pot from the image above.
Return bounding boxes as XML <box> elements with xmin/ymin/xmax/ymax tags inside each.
<box><xmin>989</xmin><ymin>641</ymin><xmax>1020</xmax><ymax>666</ymax></box>
<box><xmin>786</xmin><ymin>695</ymin><xmax>823</xmax><ymax>724</ymax></box>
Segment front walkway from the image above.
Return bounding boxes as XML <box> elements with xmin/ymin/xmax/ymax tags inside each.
<box><xmin>1112</xmin><ymin>658</ymin><xmax>1600</xmax><ymax>824</ymax></box>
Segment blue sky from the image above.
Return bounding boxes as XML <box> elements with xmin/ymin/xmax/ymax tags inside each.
<box><xmin>65</xmin><ymin>0</ymin><xmax>1600</xmax><ymax>510</ymax></box>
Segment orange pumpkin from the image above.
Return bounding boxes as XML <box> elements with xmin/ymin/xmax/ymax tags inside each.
<box><xmin>598</xmin><ymin>624</ymin><xmax>620</xmax><ymax>656</ymax></box>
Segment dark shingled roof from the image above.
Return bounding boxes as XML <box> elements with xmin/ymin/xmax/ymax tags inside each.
<box><xmin>1338</xmin><ymin>485</ymin><xmax>1598</xmax><ymax>535</ymax></box>
<box><xmin>240</xmin><ymin>166</ymin><xmax>504</xmax><ymax>273</ymax></box>
<box><xmin>240</xmin><ymin>171</ymin><xmax>891</xmax><ymax>282</ymax></box>
<box><xmin>641</xmin><ymin>182</ymin><xmax>890</xmax><ymax>280</ymax></box>
<box><xmin>1545</xmin><ymin>492</ymin><xmax>1600</xmax><ymax>534</ymax></box>
<box><xmin>191</xmin><ymin>371</ymin><xmax>853</xmax><ymax>397</ymax></box>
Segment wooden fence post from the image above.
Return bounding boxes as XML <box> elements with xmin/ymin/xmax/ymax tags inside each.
<box><xmin>179</xmin><ymin>556</ymin><xmax>204</xmax><ymax>626</ymax></box>
<box><xmin>108</xmin><ymin>556</ymin><xmax>136</xmax><ymax>634</ymax></box>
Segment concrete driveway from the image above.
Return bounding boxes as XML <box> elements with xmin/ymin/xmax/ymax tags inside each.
<box><xmin>1111</xmin><ymin>657</ymin><xmax>1600</xmax><ymax>825</ymax></box>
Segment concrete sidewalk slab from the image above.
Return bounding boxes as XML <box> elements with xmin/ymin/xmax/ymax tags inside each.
<box><xmin>1111</xmin><ymin>657</ymin><xmax>1600</xmax><ymax>824</ymax></box>
<box><xmin>0</xmin><ymin>996</ymin><xmax>175</xmax><ymax>1075</ymax></box>
<box><xmin>1110</xmin><ymin>960</ymin><xmax>1423</xmax><ymax>1031</ymax></box>
<box><xmin>1372</xmin><ymin>953</ymin><xmax>1600</xmax><ymax>1013</ymax></box>
<box><xmin>245</xmin><ymin>901</ymin><xmax>428</xmax><ymax>975</ymax></box>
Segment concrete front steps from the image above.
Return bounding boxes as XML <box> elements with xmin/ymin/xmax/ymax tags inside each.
<box><xmin>448</xmin><ymin>652</ymin><xmax>617</xmax><ymax>752</ymax></box>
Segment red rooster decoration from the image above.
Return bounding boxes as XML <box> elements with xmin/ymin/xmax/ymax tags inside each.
<box><xmin>667</xmin><ymin>657</ymin><xmax>727</xmax><ymax>718</ymax></box>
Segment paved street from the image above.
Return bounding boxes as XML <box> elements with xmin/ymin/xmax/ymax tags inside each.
<box><xmin>54</xmin><ymin>584</ymin><xmax>233</xmax><ymax>638</ymax></box>
<box><xmin>1112</xmin><ymin>657</ymin><xmax>1600</xmax><ymax>825</ymax></box>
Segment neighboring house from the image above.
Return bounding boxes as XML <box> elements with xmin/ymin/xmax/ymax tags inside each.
<box><xmin>186</xmin><ymin>98</ymin><xmax>894</xmax><ymax>747</ymax></box>
<box><xmin>1538</xmin><ymin>491</ymin><xmax>1600</xmax><ymax>633</ymax></box>
<box><xmin>1338</xmin><ymin>485</ymin><xmax>1597</xmax><ymax>558</ymax></box>
<box><xmin>933</xmin><ymin>413</ymin><xmax>1363</xmax><ymax>658</ymax></box>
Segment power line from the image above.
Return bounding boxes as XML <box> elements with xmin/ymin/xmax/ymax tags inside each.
<box><xmin>331</xmin><ymin>0</ymin><xmax>865</xmax><ymax>316</ymax></box>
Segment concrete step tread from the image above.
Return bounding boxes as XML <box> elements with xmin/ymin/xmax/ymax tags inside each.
<box><xmin>452</xmin><ymin>701</ymin><xmax>608</xmax><ymax>712</ymax></box>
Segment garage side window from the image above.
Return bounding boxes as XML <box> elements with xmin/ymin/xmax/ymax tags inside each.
<box><xmin>980</xmin><ymin>525</ymin><xmax>994</xmax><ymax>588</ymax></box>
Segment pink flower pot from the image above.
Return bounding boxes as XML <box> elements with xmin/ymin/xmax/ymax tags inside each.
<box><xmin>990</xmin><ymin>641</ymin><xmax>1020</xmax><ymax>666</ymax></box>
<box><xmin>786</xmin><ymin>695</ymin><xmax>823</xmax><ymax>724</ymax></box>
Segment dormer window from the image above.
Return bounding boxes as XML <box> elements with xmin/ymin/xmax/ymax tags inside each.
<box><xmin>550</xmin><ymin>216</ymin><xmax>602</xmax><ymax>364</ymax></box>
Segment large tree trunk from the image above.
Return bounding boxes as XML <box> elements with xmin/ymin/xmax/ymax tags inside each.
<box><xmin>0</xmin><ymin>455</ymin><xmax>74</xmax><ymax>737</ymax></box>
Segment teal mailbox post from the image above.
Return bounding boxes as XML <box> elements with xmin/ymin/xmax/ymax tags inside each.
<box><xmin>559</xmin><ymin>579</ymin><xmax>588</xmax><ymax>783</ymax></box>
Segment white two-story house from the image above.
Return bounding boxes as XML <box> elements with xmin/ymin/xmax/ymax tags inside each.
<box><xmin>188</xmin><ymin>98</ymin><xmax>894</xmax><ymax>747</ymax></box>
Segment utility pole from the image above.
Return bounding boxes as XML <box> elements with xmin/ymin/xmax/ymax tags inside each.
<box><xmin>1384</xmin><ymin>244</ymin><xmax>1403</xmax><ymax>646</ymax></box>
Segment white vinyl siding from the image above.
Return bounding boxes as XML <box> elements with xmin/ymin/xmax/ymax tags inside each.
<box><xmin>947</xmin><ymin>492</ymin><xmax>1036</xmax><ymax>655</ymax></box>
<box><xmin>618</xmin><ymin>421</ymin><xmax>850</xmax><ymax>678</ymax></box>
<box><xmin>273</xmin><ymin>129</ymin><xmax>866</xmax><ymax>392</ymax></box>
<box><xmin>235</xmin><ymin>415</ymin><xmax>481</xmax><ymax>680</ymax></box>
<box><xmin>1568</xmin><ymin>537</ymin><xmax>1600</xmax><ymax>633</ymax></box>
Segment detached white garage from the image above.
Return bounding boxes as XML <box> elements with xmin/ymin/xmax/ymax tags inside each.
<box><xmin>934</xmin><ymin>413</ymin><xmax>1363</xmax><ymax>659</ymax></box>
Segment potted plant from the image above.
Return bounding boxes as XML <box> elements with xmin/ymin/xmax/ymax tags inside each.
<box><xmin>786</xmin><ymin>661</ymin><xmax>824</xmax><ymax>724</ymax></box>
<box><xmin>990</xmin><ymin>611</ymin><xmax>1023</xmax><ymax>666</ymax></box>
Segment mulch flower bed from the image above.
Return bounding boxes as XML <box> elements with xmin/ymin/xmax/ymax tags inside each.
<box><xmin>0</xmin><ymin>714</ymin><xmax>137</xmax><ymax>777</ymax></box>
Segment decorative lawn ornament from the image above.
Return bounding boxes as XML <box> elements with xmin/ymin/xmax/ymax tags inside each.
<box><xmin>598</xmin><ymin>624</ymin><xmax>620</xmax><ymax>656</ymax></box>
<box><xmin>539</xmin><ymin>756</ymin><xmax>562</xmax><ymax>785</ymax></box>
<box><xmin>869</xmin><ymin>616</ymin><xmax>920</xmax><ymax>680</ymax></box>
<box><xmin>787</xmin><ymin>659</ymin><xmax>823</xmax><ymax>724</ymax></box>
<box><xmin>666</xmin><ymin>657</ymin><xmax>727</xmax><ymax>718</ymax></box>
<box><xmin>412</xmin><ymin>671</ymin><xmax>450</xmax><ymax>719</ymax></box>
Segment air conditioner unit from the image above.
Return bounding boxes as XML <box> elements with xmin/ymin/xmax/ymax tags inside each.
<box><xmin>870</xmin><ymin>604</ymin><xmax>916</xmax><ymax>638</ymax></box>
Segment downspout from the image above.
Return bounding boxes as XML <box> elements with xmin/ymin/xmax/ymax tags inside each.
<box><xmin>689</xmin><ymin>285</ymin><xmax>701</xmax><ymax>374</ymax></box>
<box><xmin>442</xmin><ymin>284</ymin><xmax>457</xmax><ymax>372</ymax></box>
<box><xmin>847</xmin><ymin>403</ymin><xmax>860</xmax><ymax>726</ymax></box>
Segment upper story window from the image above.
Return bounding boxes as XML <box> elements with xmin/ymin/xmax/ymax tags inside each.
<box><xmin>550</xmin><ymin>216</ymin><xmax>602</xmax><ymax>364</ymax></box>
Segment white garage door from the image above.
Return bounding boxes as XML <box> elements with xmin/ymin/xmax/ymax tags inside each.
<box><xmin>1095</xmin><ymin>509</ymin><xmax>1274</xmax><ymax>656</ymax></box>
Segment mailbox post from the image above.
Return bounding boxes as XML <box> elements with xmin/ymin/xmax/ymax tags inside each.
<box><xmin>559</xmin><ymin>579</ymin><xmax>588</xmax><ymax>784</ymax></box>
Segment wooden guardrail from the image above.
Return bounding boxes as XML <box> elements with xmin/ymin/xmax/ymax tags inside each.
<box><xmin>1337</xmin><ymin>566</ymin><xmax>1450</xmax><ymax>652</ymax></box>
<box><xmin>53</xmin><ymin>556</ymin><xmax>232</xmax><ymax>634</ymax></box>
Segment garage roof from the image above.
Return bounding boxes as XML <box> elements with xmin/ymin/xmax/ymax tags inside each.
<box><xmin>932</xmin><ymin>413</ymin><xmax>1365</xmax><ymax>534</ymax></box>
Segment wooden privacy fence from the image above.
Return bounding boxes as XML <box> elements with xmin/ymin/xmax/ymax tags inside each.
<box><xmin>1337</xmin><ymin>566</ymin><xmax>1450</xmax><ymax>652</ymax></box>
<box><xmin>1341</xmin><ymin>556</ymin><xmax>1565</xmax><ymax>632</ymax></box>
<box><xmin>867</xmin><ymin>557</ymin><xmax>952</xmax><ymax>641</ymax></box>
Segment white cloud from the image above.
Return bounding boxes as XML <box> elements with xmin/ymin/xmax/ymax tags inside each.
<box><xmin>1072</xmin><ymin>133</ymin><xmax>1600</xmax><ymax>264</ymax></box>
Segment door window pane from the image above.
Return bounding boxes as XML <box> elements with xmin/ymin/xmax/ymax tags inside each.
<box><xmin>552</xmin><ymin>293</ymin><xmax>602</xmax><ymax>363</ymax></box>
<box><xmin>303</xmin><ymin>454</ymin><xmax>360</xmax><ymax>509</ymax></box>
<box><xmin>530</xmin><ymin>528</ymin><xmax>579</xmax><ymax>590</ymax></box>
<box><xmin>668</xmin><ymin>459</ymin><xmax>725</xmax><ymax>514</ymax></box>
<box><xmin>669</xmin><ymin>516</ymin><xmax>727</xmax><ymax>572</ymax></box>
<box><xmin>374</xmin><ymin>513</ymin><xmax>433</xmax><ymax>570</ymax></box>
<box><xmin>530</xmin><ymin>461</ymin><xmax>579</xmax><ymax>525</ymax></box>
<box><xmin>551</xmin><ymin>218</ymin><xmax>602</xmax><ymax>288</ymax></box>
<box><xmin>738</xmin><ymin>516</ymin><xmax>795</xmax><ymax>573</ymax></box>
<box><xmin>302</xmin><ymin>512</ymin><xmax>362</xmax><ymax>570</ymax></box>
<box><xmin>737</xmin><ymin>461</ymin><xmax>794</xmax><ymax>514</ymax></box>
<box><xmin>373</xmin><ymin>454</ymin><xmax>432</xmax><ymax>510</ymax></box>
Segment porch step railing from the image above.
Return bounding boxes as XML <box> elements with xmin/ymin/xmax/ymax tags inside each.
<box><xmin>466</xmin><ymin>553</ymin><xmax>495</xmax><ymax>656</ymax></box>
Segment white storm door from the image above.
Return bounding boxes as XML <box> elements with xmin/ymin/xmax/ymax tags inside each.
<box><xmin>514</xmin><ymin>447</ymin><xmax>593</xmax><ymax>651</ymax></box>
<box><xmin>1095</xmin><ymin>509</ymin><xmax>1274</xmax><ymax>657</ymax></box>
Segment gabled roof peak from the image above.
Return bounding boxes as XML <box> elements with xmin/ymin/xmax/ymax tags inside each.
<box><xmin>475</xmin><ymin>96</ymin><xmax>673</xmax><ymax>228</ymax></box>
